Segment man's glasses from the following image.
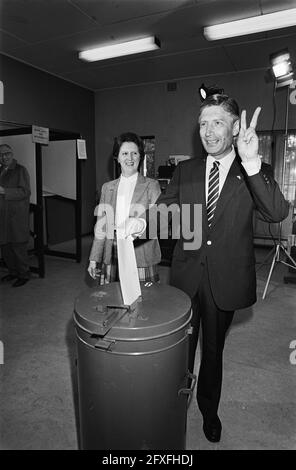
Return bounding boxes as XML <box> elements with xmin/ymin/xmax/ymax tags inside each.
<box><xmin>0</xmin><ymin>152</ymin><xmax>12</xmax><ymax>157</ymax></box>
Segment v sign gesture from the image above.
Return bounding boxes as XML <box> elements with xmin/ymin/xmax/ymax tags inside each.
<box><xmin>237</xmin><ymin>107</ymin><xmax>261</xmax><ymax>162</ymax></box>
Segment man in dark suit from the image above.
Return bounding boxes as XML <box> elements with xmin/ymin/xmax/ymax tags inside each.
<box><xmin>126</xmin><ymin>94</ymin><xmax>289</xmax><ymax>443</ymax></box>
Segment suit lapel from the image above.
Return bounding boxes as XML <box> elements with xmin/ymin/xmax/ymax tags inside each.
<box><xmin>187</xmin><ymin>157</ymin><xmax>209</xmax><ymax>237</ymax></box>
<box><xmin>105</xmin><ymin>179</ymin><xmax>119</xmax><ymax>208</ymax></box>
<box><xmin>105</xmin><ymin>173</ymin><xmax>147</xmax><ymax>211</ymax></box>
<box><xmin>210</xmin><ymin>156</ymin><xmax>244</xmax><ymax>229</ymax></box>
<box><xmin>190</xmin><ymin>157</ymin><xmax>206</xmax><ymax>206</ymax></box>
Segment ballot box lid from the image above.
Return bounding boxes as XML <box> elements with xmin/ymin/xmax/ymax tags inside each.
<box><xmin>74</xmin><ymin>282</ymin><xmax>191</xmax><ymax>340</ymax></box>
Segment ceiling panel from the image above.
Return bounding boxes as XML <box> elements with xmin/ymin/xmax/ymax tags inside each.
<box><xmin>225</xmin><ymin>33</ymin><xmax>296</xmax><ymax>72</ymax></box>
<box><xmin>63</xmin><ymin>46</ymin><xmax>235</xmax><ymax>89</ymax></box>
<box><xmin>261</xmin><ymin>0</ymin><xmax>296</xmax><ymax>14</ymax></box>
<box><xmin>70</xmin><ymin>0</ymin><xmax>196</xmax><ymax>26</ymax></box>
<box><xmin>0</xmin><ymin>0</ymin><xmax>296</xmax><ymax>90</ymax></box>
<box><xmin>0</xmin><ymin>12</ymin><xmax>173</xmax><ymax>74</ymax></box>
<box><xmin>0</xmin><ymin>29</ymin><xmax>29</xmax><ymax>51</ymax></box>
<box><xmin>195</xmin><ymin>0</ymin><xmax>260</xmax><ymax>25</ymax></box>
<box><xmin>0</xmin><ymin>0</ymin><xmax>98</xmax><ymax>43</ymax></box>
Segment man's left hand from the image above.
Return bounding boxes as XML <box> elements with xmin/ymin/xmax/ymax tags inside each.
<box><xmin>237</xmin><ymin>107</ymin><xmax>261</xmax><ymax>162</ymax></box>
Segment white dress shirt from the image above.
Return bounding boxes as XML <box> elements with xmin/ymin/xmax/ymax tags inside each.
<box><xmin>136</xmin><ymin>148</ymin><xmax>262</xmax><ymax>237</ymax></box>
<box><xmin>116</xmin><ymin>172</ymin><xmax>138</xmax><ymax>233</ymax></box>
<box><xmin>206</xmin><ymin>146</ymin><xmax>261</xmax><ymax>202</ymax></box>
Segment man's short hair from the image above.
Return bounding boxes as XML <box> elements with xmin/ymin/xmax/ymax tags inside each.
<box><xmin>0</xmin><ymin>144</ymin><xmax>12</xmax><ymax>152</ymax></box>
<box><xmin>199</xmin><ymin>94</ymin><xmax>240</xmax><ymax>121</ymax></box>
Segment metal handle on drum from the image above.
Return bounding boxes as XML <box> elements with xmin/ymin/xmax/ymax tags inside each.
<box><xmin>94</xmin><ymin>338</ymin><xmax>115</xmax><ymax>351</ymax></box>
<box><xmin>178</xmin><ymin>371</ymin><xmax>197</xmax><ymax>408</ymax></box>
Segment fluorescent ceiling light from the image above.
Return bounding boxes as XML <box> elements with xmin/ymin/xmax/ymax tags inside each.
<box><xmin>204</xmin><ymin>8</ymin><xmax>296</xmax><ymax>40</ymax></box>
<box><xmin>79</xmin><ymin>36</ymin><xmax>160</xmax><ymax>62</ymax></box>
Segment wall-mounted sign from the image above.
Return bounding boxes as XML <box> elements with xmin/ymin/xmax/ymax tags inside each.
<box><xmin>77</xmin><ymin>139</ymin><xmax>87</xmax><ymax>159</ymax></box>
<box><xmin>32</xmin><ymin>125</ymin><xmax>49</xmax><ymax>145</ymax></box>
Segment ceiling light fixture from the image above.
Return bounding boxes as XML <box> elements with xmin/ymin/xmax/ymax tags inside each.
<box><xmin>198</xmin><ymin>83</ymin><xmax>224</xmax><ymax>101</ymax></box>
<box><xmin>270</xmin><ymin>49</ymin><xmax>294</xmax><ymax>88</ymax></box>
<box><xmin>79</xmin><ymin>36</ymin><xmax>160</xmax><ymax>62</ymax></box>
<box><xmin>204</xmin><ymin>8</ymin><xmax>296</xmax><ymax>41</ymax></box>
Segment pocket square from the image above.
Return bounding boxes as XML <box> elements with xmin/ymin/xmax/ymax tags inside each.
<box><xmin>236</xmin><ymin>175</ymin><xmax>241</xmax><ymax>180</ymax></box>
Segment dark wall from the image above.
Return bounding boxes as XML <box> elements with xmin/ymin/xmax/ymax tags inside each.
<box><xmin>95</xmin><ymin>69</ymin><xmax>296</xmax><ymax>194</ymax></box>
<box><xmin>0</xmin><ymin>53</ymin><xmax>96</xmax><ymax>234</ymax></box>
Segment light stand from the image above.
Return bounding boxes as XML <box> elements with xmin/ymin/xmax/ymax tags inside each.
<box><xmin>261</xmin><ymin>85</ymin><xmax>296</xmax><ymax>299</ymax></box>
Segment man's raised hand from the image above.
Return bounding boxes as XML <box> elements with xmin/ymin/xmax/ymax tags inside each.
<box><xmin>237</xmin><ymin>107</ymin><xmax>261</xmax><ymax>162</ymax></box>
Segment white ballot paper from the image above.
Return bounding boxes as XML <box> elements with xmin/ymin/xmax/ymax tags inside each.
<box><xmin>117</xmin><ymin>235</ymin><xmax>141</xmax><ymax>306</ymax></box>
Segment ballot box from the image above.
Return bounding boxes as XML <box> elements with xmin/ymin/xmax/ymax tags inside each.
<box><xmin>73</xmin><ymin>281</ymin><xmax>194</xmax><ymax>450</ymax></box>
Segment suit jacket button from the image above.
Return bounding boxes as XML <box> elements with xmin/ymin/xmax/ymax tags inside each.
<box><xmin>207</xmin><ymin>240</ymin><xmax>212</xmax><ymax>245</ymax></box>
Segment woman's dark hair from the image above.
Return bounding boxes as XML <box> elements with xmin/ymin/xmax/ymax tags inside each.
<box><xmin>113</xmin><ymin>132</ymin><xmax>145</xmax><ymax>162</ymax></box>
<box><xmin>199</xmin><ymin>94</ymin><xmax>240</xmax><ymax>121</ymax></box>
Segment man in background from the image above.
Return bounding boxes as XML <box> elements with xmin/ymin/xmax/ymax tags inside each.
<box><xmin>0</xmin><ymin>144</ymin><xmax>31</xmax><ymax>287</ymax></box>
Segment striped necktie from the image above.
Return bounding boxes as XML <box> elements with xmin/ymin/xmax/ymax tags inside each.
<box><xmin>207</xmin><ymin>161</ymin><xmax>220</xmax><ymax>227</ymax></box>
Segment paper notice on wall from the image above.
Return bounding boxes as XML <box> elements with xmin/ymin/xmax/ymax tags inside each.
<box><xmin>32</xmin><ymin>125</ymin><xmax>49</xmax><ymax>145</ymax></box>
<box><xmin>117</xmin><ymin>235</ymin><xmax>141</xmax><ymax>306</ymax></box>
<box><xmin>77</xmin><ymin>139</ymin><xmax>87</xmax><ymax>159</ymax></box>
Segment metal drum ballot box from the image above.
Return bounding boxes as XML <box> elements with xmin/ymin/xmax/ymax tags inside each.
<box><xmin>73</xmin><ymin>281</ymin><xmax>193</xmax><ymax>450</ymax></box>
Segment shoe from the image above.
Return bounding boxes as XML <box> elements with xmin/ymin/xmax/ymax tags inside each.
<box><xmin>12</xmin><ymin>278</ymin><xmax>29</xmax><ymax>287</ymax></box>
<box><xmin>203</xmin><ymin>416</ymin><xmax>222</xmax><ymax>443</ymax></box>
<box><xmin>1</xmin><ymin>274</ymin><xmax>17</xmax><ymax>282</ymax></box>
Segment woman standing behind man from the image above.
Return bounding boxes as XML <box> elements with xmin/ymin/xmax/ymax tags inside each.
<box><xmin>88</xmin><ymin>132</ymin><xmax>161</xmax><ymax>284</ymax></box>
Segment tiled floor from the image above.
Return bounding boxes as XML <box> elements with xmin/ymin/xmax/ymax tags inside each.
<box><xmin>0</xmin><ymin>237</ymin><xmax>295</xmax><ymax>450</ymax></box>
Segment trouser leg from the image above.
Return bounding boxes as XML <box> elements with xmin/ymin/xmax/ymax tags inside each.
<box><xmin>13</xmin><ymin>242</ymin><xmax>30</xmax><ymax>278</ymax></box>
<box><xmin>187</xmin><ymin>294</ymin><xmax>201</xmax><ymax>375</ymax></box>
<box><xmin>1</xmin><ymin>243</ymin><xmax>18</xmax><ymax>276</ymax></box>
<box><xmin>195</xmin><ymin>265</ymin><xmax>234</xmax><ymax>423</ymax></box>
<box><xmin>2</xmin><ymin>242</ymin><xmax>30</xmax><ymax>278</ymax></box>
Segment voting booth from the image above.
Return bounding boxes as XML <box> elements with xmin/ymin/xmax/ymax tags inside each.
<box><xmin>0</xmin><ymin>124</ymin><xmax>82</xmax><ymax>277</ymax></box>
<box><xmin>74</xmin><ymin>281</ymin><xmax>193</xmax><ymax>450</ymax></box>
